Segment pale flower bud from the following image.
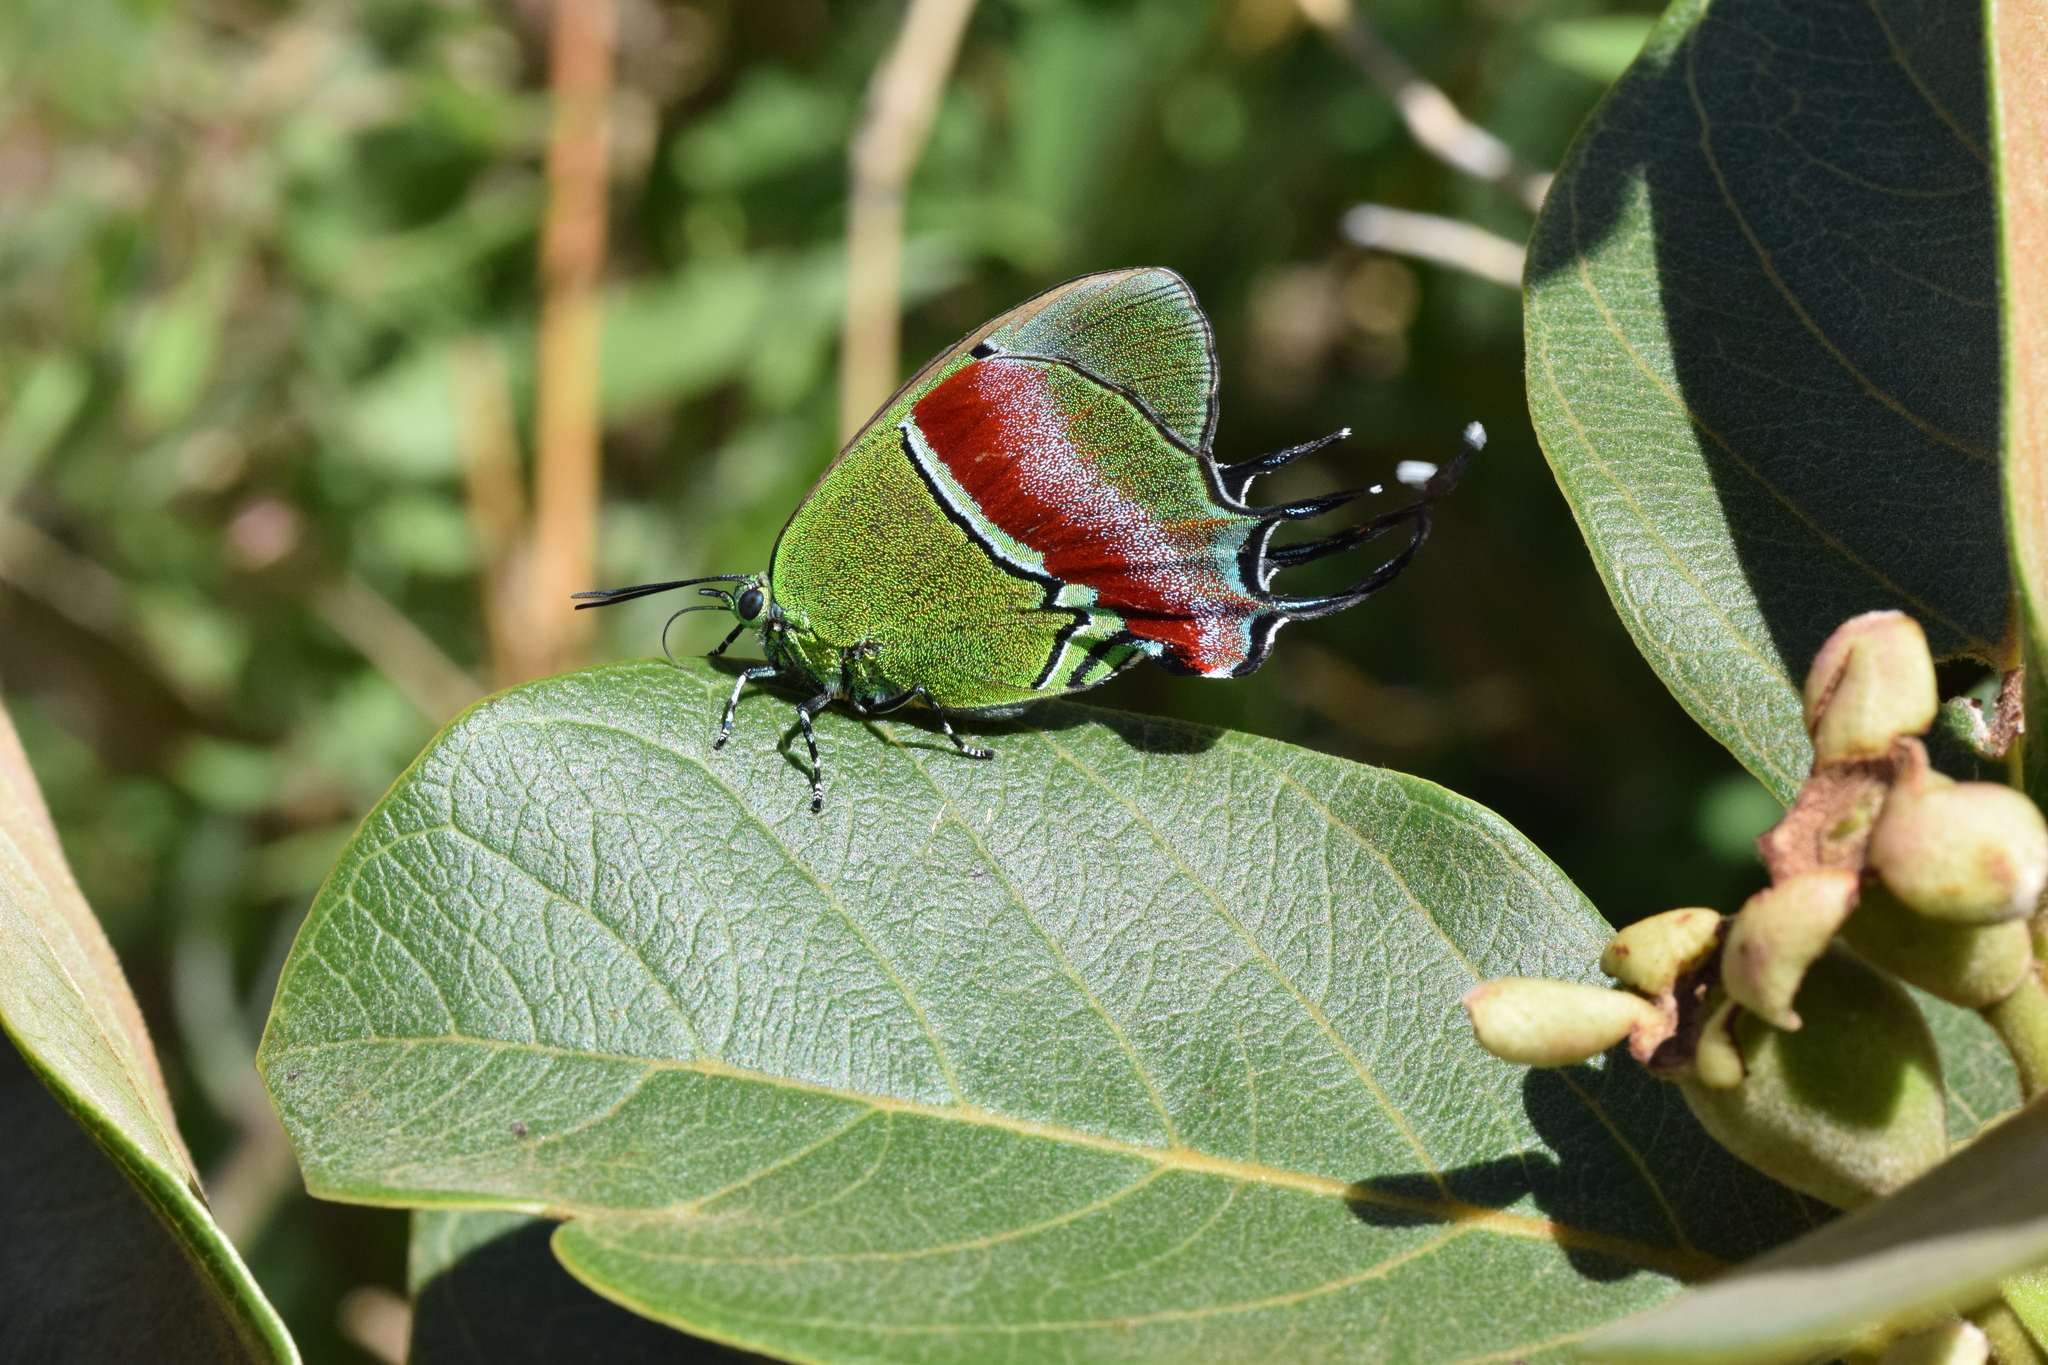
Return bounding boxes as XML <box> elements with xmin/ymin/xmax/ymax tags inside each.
<box><xmin>1462</xmin><ymin>978</ymin><xmax>1661</xmax><ymax>1068</ymax></box>
<box><xmin>1869</xmin><ymin>769</ymin><xmax>2048</xmax><ymax>923</ymax></box>
<box><xmin>1693</xmin><ymin>995</ymin><xmax>1744</xmax><ymax>1090</ymax></box>
<box><xmin>1599</xmin><ymin>908</ymin><xmax>1723</xmax><ymax>996</ymax></box>
<box><xmin>1722</xmin><ymin>871</ymin><xmax>1861</xmax><ymax>1030</ymax></box>
<box><xmin>1804</xmin><ymin>612</ymin><xmax>1938</xmax><ymax>760</ymax></box>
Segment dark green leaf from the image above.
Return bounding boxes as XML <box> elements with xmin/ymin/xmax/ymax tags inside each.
<box><xmin>0</xmin><ymin>703</ymin><xmax>295</xmax><ymax>1362</ymax></box>
<box><xmin>1525</xmin><ymin>0</ymin><xmax>2004</xmax><ymax>800</ymax></box>
<box><xmin>1584</xmin><ymin>1097</ymin><xmax>2048</xmax><ymax>1365</ymax></box>
<box><xmin>262</xmin><ymin>660</ymin><xmax>1825</xmax><ymax>1363</ymax></box>
<box><xmin>0</xmin><ymin>1033</ymin><xmax>251</xmax><ymax>1360</ymax></box>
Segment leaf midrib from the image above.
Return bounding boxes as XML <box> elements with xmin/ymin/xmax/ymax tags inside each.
<box><xmin>274</xmin><ymin>1031</ymin><xmax>1723</xmax><ymax>1280</ymax></box>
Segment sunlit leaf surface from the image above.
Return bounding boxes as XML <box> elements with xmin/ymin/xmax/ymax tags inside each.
<box><xmin>0</xmin><ymin>701</ymin><xmax>294</xmax><ymax>1362</ymax></box>
<box><xmin>262</xmin><ymin>660</ymin><xmax>1824</xmax><ymax>1363</ymax></box>
<box><xmin>1525</xmin><ymin>0</ymin><xmax>2004</xmax><ymax>800</ymax></box>
<box><xmin>1916</xmin><ymin>989</ymin><xmax>2022</xmax><ymax>1142</ymax></box>
<box><xmin>1988</xmin><ymin>0</ymin><xmax>2048</xmax><ymax>804</ymax></box>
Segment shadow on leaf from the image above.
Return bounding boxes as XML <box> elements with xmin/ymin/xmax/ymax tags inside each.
<box><xmin>0</xmin><ymin>1033</ymin><xmax>249</xmax><ymax>1360</ymax></box>
<box><xmin>1346</xmin><ymin>1051</ymin><xmax>1830</xmax><ymax>1281</ymax></box>
<box><xmin>700</xmin><ymin>652</ymin><xmax>1224</xmax><ymax>760</ymax></box>
<box><xmin>409</xmin><ymin>1212</ymin><xmax>768</xmax><ymax>1365</ymax></box>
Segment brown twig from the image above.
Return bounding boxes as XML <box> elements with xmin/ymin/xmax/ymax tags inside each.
<box><xmin>202</xmin><ymin>1102</ymin><xmax>299</xmax><ymax>1250</ymax></box>
<box><xmin>452</xmin><ymin>338</ymin><xmax>537</xmax><ymax>688</ymax></box>
<box><xmin>1297</xmin><ymin>0</ymin><xmax>1552</xmax><ymax>213</ymax></box>
<box><xmin>337</xmin><ymin>1286</ymin><xmax>412</xmax><ymax>1365</ymax></box>
<box><xmin>311</xmin><ymin>579</ymin><xmax>485</xmax><ymax>726</ymax></box>
<box><xmin>527</xmin><ymin>0</ymin><xmax>616</xmax><ymax>678</ymax></box>
<box><xmin>839</xmin><ymin>0</ymin><xmax>978</xmax><ymax>444</ymax></box>
<box><xmin>1340</xmin><ymin>203</ymin><xmax>1526</xmax><ymax>287</ymax></box>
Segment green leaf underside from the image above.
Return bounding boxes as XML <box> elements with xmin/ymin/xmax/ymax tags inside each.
<box><xmin>0</xmin><ymin>1033</ymin><xmax>251</xmax><ymax>1360</ymax></box>
<box><xmin>1525</xmin><ymin>0</ymin><xmax>2004</xmax><ymax>802</ymax></box>
<box><xmin>262</xmin><ymin>660</ymin><xmax>1826</xmax><ymax>1364</ymax></box>
<box><xmin>1915</xmin><ymin>989</ymin><xmax>2023</xmax><ymax>1144</ymax></box>
<box><xmin>409</xmin><ymin>1209</ymin><xmax>756</xmax><ymax>1363</ymax></box>
<box><xmin>1585</xmin><ymin>1097</ymin><xmax>2048</xmax><ymax>1365</ymax></box>
<box><xmin>0</xmin><ymin>703</ymin><xmax>293</xmax><ymax>1361</ymax></box>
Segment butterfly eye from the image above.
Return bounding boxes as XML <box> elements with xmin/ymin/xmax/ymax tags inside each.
<box><xmin>735</xmin><ymin>586</ymin><xmax>766</xmax><ymax>622</ymax></box>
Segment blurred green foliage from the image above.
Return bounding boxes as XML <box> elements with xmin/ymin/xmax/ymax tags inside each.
<box><xmin>0</xmin><ymin>0</ymin><xmax>1770</xmax><ymax>1355</ymax></box>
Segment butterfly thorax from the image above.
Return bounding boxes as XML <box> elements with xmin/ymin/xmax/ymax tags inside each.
<box><xmin>759</xmin><ymin>609</ymin><xmax>939</xmax><ymax>714</ymax></box>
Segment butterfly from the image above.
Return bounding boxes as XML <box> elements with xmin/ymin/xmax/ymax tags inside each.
<box><xmin>576</xmin><ymin>267</ymin><xmax>1477</xmax><ymax>810</ymax></box>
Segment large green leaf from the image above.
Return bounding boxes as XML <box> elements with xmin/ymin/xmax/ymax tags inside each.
<box><xmin>0</xmin><ymin>702</ymin><xmax>295</xmax><ymax>1362</ymax></box>
<box><xmin>1583</xmin><ymin>1096</ymin><xmax>2048</xmax><ymax>1365</ymax></box>
<box><xmin>260</xmin><ymin>659</ymin><xmax>1827</xmax><ymax>1364</ymax></box>
<box><xmin>1525</xmin><ymin>0</ymin><xmax>2005</xmax><ymax>801</ymax></box>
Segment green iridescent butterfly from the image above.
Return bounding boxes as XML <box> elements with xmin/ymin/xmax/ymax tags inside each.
<box><xmin>577</xmin><ymin>267</ymin><xmax>1477</xmax><ymax>809</ymax></box>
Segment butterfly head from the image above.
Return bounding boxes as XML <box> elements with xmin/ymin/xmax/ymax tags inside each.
<box><xmin>675</xmin><ymin>574</ymin><xmax>773</xmax><ymax>630</ymax></box>
<box><xmin>731</xmin><ymin>577</ymin><xmax>769</xmax><ymax>626</ymax></box>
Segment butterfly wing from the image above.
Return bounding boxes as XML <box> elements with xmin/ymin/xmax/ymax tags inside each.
<box><xmin>768</xmin><ymin>267</ymin><xmax>1435</xmax><ymax>711</ymax></box>
<box><xmin>980</xmin><ymin>266</ymin><xmax>1218</xmax><ymax>453</ymax></box>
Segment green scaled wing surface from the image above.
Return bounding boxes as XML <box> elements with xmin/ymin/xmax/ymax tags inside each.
<box><xmin>259</xmin><ymin>660</ymin><xmax>1825</xmax><ymax>1364</ymax></box>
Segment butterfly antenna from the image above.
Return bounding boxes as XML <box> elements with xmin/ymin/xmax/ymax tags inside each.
<box><xmin>658</xmin><ymin>604</ymin><xmax>736</xmax><ymax>664</ymax></box>
<box><xmin>572</xmin><ymin>575</ymin><xmax>748</xmax><ymax>610</ymax></box>
<box><xmin>1261</xmin><ymin>421</ymin><xmax>1483</xmax><ymax>616</ymax></box>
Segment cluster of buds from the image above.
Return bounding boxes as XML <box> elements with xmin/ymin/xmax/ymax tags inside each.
<box><xmin>1466</xmin><ymin>612</ymin><xmax>2048</xmax><ymax>1211</ymax></box>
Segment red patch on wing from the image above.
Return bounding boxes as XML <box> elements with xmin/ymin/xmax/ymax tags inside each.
<box><xmin>911</xmin><ymin>358</ymin><xmax>1260</xmax><ymax>676</ymax></box>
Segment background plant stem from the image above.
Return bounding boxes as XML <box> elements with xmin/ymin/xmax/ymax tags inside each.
<box><xmin>527</xmin><ymin>0</ymin><xmax>615</xmax><ymax>680</ymax></box>
<box><xmin>838</xmin><ymin>0</ymin><xmax>977</xmax><ymax>445</ymax></box>
<box><xmin>1294</xmin><ymin>0</ymin><xmax>1552</xmax><ymax>212</ymax></box>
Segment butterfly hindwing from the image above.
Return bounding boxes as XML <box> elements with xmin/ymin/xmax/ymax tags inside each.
<box><xmin>899</xmin><ymin>353</ymin><xmax>1270</xmax><ymax>681</ymax></box>
<box><xmin>982</xmin><ymin>267</ymin><xmax>1218</xmax><ymax>453</ymax></box>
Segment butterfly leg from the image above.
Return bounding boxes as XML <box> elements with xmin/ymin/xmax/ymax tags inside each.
<box><xmin>866</xmin><ymin>686</ymin><xmax>995</xmax><ymax>759</ymax></box>
<box><xmin>716</xmin><ymin>666</ymin><xmax>779</xmax><ymax>750</ymax></box>
<box><xmin>907</xmin><ymin>687</ymin><xmax>994</xmax><ymax>760</ymax></box>
<box><xmin>707</xmin><ymin>621</ymin><xmax>748</xmax><ymax>658</ymax></box>
<box><xmin>795</xmin><ymin>690</ymin><xmax>835</xmax><ymax>811</ymax></box>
